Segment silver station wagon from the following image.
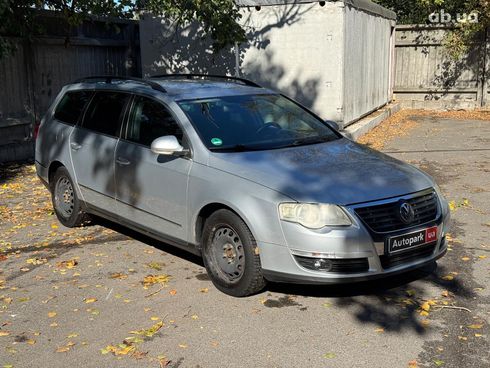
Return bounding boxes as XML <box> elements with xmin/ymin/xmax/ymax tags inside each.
<box><xmin>35</xmin><ymin>75</ymin><xmax>450</xmax><ymax>297</ymax></box>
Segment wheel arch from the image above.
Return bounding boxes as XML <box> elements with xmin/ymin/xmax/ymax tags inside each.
<box><xmin>48</xmin><ymin>161</ymin><xmax>65</xmax><ymax>184</ymax></box>
<box><xmin>194</xmin><ymin>202</ymin><xmax>258</xmax><ymax>250</ymax></box>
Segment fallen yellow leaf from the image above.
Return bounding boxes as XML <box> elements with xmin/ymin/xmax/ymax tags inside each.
<box><xmin>84</xmin><ymin>298</ymin><xmax>97</xmax><ymax>304</ymax></box>
<box><xmin>130</xmin><ymin>321</ymin><xmax>163</xmax><ymax>338</ymax></box>
<box><xmin>142</xmin><ymin>274</ymin><xmax>170</xmax><ymax>287</ymax></box>
<box><xmin>56</xmin><ymin>259</ymin><xmax>77</xmax><ymax>269</ymax></box>
<box><xmin>442</xmin><ymin>275</ymin><xmax>454</xmax><ymax>281</ymax></box>
<box><xmin>0</xmin><ymin>331</ymin><xmax>10</xmax><ymax>336</ymax></box>
<box><xmin>468</xmin><ymin>324</ymin><xmax>483</xmax><ymax>329</ymax></box>
<box><xmin>26</xmin><ymin>258</ymin><xmax>47</xmax><ymax>265</ymax></box>
<box><xmin>375</xmin><ymin>327</ymin><xmax>384</xmax><ymax>333</ymax></box>
<box><xmin>48</xmin><ymin>311</ymin><xmax>57</xmax><ymax>318</ymax></box>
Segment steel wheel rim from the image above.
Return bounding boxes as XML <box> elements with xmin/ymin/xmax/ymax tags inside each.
<box><xmin>54</xmin><ymin>176</ymin><xmax>74</xmax><ymax>218</ymax></box>
<box><xmin>210</xmin><ymin>226</ymin><xmax>245</xmax><ymax>282</ymax></box>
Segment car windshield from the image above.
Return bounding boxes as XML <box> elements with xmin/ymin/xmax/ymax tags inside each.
<box><xmin>178</xmin><ymin>94</ymin><xmax>340</xmax><ymax>151</ymax></box>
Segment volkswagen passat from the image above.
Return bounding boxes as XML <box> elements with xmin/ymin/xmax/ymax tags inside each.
<box><xmin>35</xmin><ymin>75</ymin><xmax>450</xmax><ymax>296</ymax></box>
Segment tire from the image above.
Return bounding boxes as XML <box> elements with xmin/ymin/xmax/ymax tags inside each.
<box><xmin>201</xmin><ymin>209</ymin><xmax>266</xmax><ymax>297</ymax></box>
<box><xmin>50</xmin><ymin>166</ymin><xmax>90</xmax><ymax>228</ymax></box>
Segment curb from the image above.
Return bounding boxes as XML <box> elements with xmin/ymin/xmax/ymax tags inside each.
<box><xmin>342</xmin><ymin>102</ymin><xmax>401</xmax><ymax>141</ymax></box>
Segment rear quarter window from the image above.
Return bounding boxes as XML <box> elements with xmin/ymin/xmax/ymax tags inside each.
<box><xmin>54</xmin><ymin>91</ymin><xmax>93</xmax><ymax>125</ymax></box>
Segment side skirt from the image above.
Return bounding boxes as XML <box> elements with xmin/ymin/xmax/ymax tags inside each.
<box><xmin>85</xmin><ymin>203</ymin><xmax>201</xmax><ymax>256</ymax></box>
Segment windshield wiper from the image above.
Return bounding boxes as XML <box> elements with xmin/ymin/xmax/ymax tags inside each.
<box><xmin>209</xmin><ymin>135</ymin><xmax>338</xmax><ymax>152</ymax></box>
<box><xmin>293</xmin><ymin>135</ymin><xmax>336</xmax><ymax>145</ymax></box>
<box><xmin>271</xmin><ymin>135</ymin><xmax>336</xmax><ymax>149</ymax></box>
<box><xmin>209</xmin><ymin>144</ymin><xmax>264</xmax><ymax>152</ymax></box>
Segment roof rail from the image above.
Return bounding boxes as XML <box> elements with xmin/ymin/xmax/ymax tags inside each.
<box><xmin>150</xmin><ymin>74</ymin><xmax>262</xmax><ymax>88</ymax></box>
<box><xmin>73</xmin><ymin>76</ymin><xmax>167</xmax><ymax>93</ymax></box>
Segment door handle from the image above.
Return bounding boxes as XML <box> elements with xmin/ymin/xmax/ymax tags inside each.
<box><xmin>70</xmin><ymin>142</ymin><xmax>82</xmax><ymax>151</ymax></box>
<box><xmin>116</xmin><ymin>157</ymin><xmax>131</xmax><ymax>166</ymax></box>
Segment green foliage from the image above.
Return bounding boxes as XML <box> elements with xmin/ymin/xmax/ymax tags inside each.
<box><xmin>375</xmin><ymin>0</ymin><xmax>489</xmax><ymax>59</ymax></box>
<box><xmin>0</xmin><ymin>0</ymin><xmax>245</xmax><ymax>58</ymax></box>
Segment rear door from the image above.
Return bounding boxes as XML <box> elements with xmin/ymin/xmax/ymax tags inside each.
<box><xmin>70</xmin><ymin>91</ymin><xmax>131</xmax><ymax>211</ymax></box>
<box><xmin>114</xmin><ymin>95</ymin><xmax>191</xmax><ymax>242</ymax></box>
<box><xmin>37</xmin><ymin>90</ymin><xmax>92</xmax><ymax>175</ymax></box>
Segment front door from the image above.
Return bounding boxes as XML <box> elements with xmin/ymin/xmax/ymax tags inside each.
<box><xmin>70</xmin><ymin>91</ymin><xmax>130</xmax><ymax>211</ymax></box>
<box><xmin>115</xmin><ymin>95</ymin><xmax>191</xmax><ymax>242</ymax></box>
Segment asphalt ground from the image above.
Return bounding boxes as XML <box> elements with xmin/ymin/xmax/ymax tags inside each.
<box><xmin>0</xmin><ymin>112</ymin><xmax>489</xmax><ymax>368</ymax></box>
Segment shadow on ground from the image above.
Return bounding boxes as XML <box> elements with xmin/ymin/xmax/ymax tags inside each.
<box><xmin>85</xmin><ymin>209</ymin><xmax>474</xmax><ymax>337</ymax></box>
<box><xmin>0</xmin><ymin>161</ymin><xmax>34</xmax><ymax>184</ymax></box>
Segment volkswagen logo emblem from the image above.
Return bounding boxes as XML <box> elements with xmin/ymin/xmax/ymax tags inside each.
<box><xmin>399</xmin><ymin>201</ymin><xmax>415</xmax><ymax>224</ymax></box>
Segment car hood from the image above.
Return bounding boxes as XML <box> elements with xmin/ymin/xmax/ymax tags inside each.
<box><xmin>208</xmin><ymin>138</ymin><xmax>434</xmax><ymax>205</ymax></box>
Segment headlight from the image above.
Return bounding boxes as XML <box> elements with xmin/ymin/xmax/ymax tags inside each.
<box><xmin>279</xmin><ymin>203</ymin><xmax>352</xmax><ymax>229</ymax></box>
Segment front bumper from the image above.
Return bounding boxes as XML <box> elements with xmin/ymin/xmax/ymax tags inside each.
<box><xmin>260</xmin><ymin>198</ymin><xmax>450</xmax><ymax>285</ymax></box>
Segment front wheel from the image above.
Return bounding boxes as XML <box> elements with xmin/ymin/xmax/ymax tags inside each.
<box><xmin>50</xmin><ymin>166</ymin><xmax>90</xmax><ymax>228</ymax></box>
<box><xmin>201</xmin><ymin>209</ymin><xmax>266</xmax><ymax>297</ymax></box>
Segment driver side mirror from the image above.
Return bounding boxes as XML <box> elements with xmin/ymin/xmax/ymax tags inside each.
<box><xmin>151</xmin><ymin>135</ymin><xmax>188</xmax><ymax>156</ymax></box>
<box><xmin>325</xmin><ymin>120</ymin><xmax>340</xmax><ymax>131</ymax></box>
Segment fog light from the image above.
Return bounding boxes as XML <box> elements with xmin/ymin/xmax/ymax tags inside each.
<box><xmin>313</xmin><ymin>259</ymin><xmax>333</xmax><ymax>271</ymax></box>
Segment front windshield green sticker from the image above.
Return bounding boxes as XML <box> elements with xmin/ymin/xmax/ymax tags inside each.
<box><xmin>211</xmin><ymin>138</ymin><xmax>223</xmax><ymax>146</ymax></box>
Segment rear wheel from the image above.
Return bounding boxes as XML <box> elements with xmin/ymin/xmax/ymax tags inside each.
<box><xmin>50</xmin><ymin>166</ymin><xmax>90</xmax><ymax>227</ymax></box>
<box><xmin>202</xmin><ymin>209</ymin><xmax>266</xmax><ymax>297</ymax></box>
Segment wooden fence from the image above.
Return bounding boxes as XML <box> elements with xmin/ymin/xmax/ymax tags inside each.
<box><xmin>394</xmin><ymin>25</ymin><xmax>489</xmax><ymax>109</ymax></box>
<box><xmin>0</xmin><ymin>11</ymin><xmax>140</xmax><ymax>163</ymax></box>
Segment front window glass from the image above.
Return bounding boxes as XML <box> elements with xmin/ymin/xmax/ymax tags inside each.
<box><xmin>126</xmin><ymin>96</ymin><xmax>183</xmax><ymax>147</ymax></box>
<box><xmin>178</xmin><ymin>94</ymin><xmax>339</xmax><ymax>151</ymax></box>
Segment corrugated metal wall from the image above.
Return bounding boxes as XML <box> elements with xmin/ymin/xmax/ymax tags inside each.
<box><xmin>0</xmin><ymin>13</ymin><xmax>140</xmax><ymax>163</ymax></box>
<box><xmin>343</xmin><ymin>4</ymin><xmax>394</xmax><ymax>124</ymax></box>
<box><xmin>139</xmin><ymin>1</ymin><xmax>396</xmax><ymax>129</ymax></box>
<box><xmin>239</xmin><ymin>3</ymin><xmax>346</xmax><ymax>123</ymax></box>
<box><xmin>394</xmin><ymin>25</ymin><xmax>489</xmax><ymax>109</ymax></box>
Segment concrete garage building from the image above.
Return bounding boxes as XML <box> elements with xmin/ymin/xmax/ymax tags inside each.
<box><xmin>140</xmin><ymin>0</ymin><xmax>396</xmax><ymax>128</ymax></box>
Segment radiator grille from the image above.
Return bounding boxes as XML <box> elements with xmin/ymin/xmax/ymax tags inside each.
<box><xmin>354</xmin><ymin>191</ymin><xmax>439</xmax><ymax>233</ymax></box>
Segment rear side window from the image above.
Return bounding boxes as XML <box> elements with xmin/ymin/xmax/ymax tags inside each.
<box><xmin>82</xmin><ymin>92</ymin><xmax>130</xmax><ymax>137</ymax></box>
<box><xmin>54</xmin><ymin>91</ymin><xmax>92</xmax><ymax>125</ymax></box>
<box><xmin>126</xmin><ymin>96</ymin><xmax>183</xmax><ymax>147</ymax></box>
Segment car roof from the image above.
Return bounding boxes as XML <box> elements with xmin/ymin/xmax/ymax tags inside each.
<box><xmin>68</xmin><ymin>77</ymin><xmax>276</xmax><ymax>101</ymax></box>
